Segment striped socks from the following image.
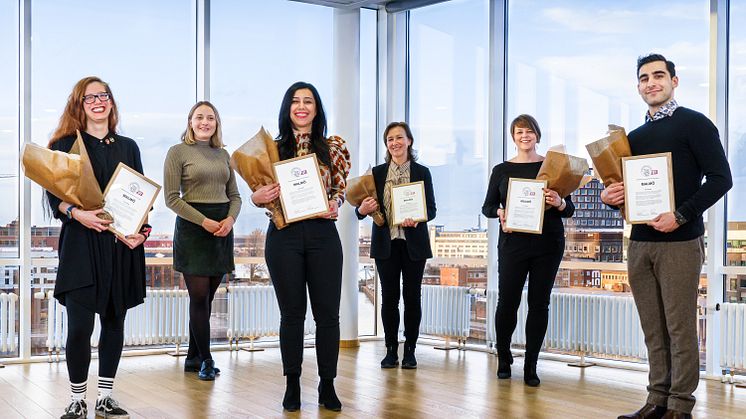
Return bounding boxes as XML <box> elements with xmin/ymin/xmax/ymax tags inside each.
<box><xmin>70</xmin><ymin>381</ymin><xmax>86</xmax><ymax>401</ymax></box>
<box><xmin>98</xmin><ymin>376</ymin><xmax>114</xmax><ymax>399</ymax></box>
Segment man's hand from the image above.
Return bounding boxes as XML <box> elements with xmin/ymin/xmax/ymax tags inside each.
<box><xmin>647</xmin><ymin>212</ymin><xmax>679</xmax><ymax>233</ymax></box>
<box><xmin>601</xmin><ymin>182</ymin><xmax>625</xmax><ymax>206</ymax></box>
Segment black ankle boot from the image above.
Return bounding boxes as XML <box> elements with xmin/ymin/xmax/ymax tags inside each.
<box><xmin>318</xmin><ymin>378</ymin><xmax>342</xmax><ymax>411</ymax></box>
<box><xmin>523</xmin><ymin>354</ymin><xmax>540</xmax><ymax>387</ymax></box>
<box><xmin>381</xmin><ymin>344</ymin><xmax>399</xmax><ymax>369</ymax></box>
<box><xmin>497</xmin><ymin>350</ymin><xmax>513</xmax><ymax>379</ymax></box>
<box><xmin>198</xmin><ymin>359</ymin><xmax>216</xmax><ymax>381</ymax></box>
<box><xmin>283</xmin><ymin>374</ymin><xmax>301</xmax><ymax>412</ymax></box>
<box><xmin>401</xmin><ymin>343</ymin><xmax>417</xmax><ymax>369</ymax></box>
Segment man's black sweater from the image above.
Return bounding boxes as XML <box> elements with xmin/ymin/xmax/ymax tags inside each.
<box><xmin>627</xmin><ymin>106</ymin><xmax>732</xmax><ymax>242</ymax></box>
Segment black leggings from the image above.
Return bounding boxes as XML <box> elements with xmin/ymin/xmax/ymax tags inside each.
<box><xmin>376</xmin><ymin>239</ymin><xmax>426</xmax><ymax>347</ymax></box>
<box><xmin>184</xmin><ymin>274</ymin><xmax>223</xmax><ymax>361</ymax></box>
<box><xmin>65</xmin><ymin>298</ymin><xmax>126</xmax><ymax>383</ymax></box>
<box><xmin>495</xmin><ymin>236</ymin><xmax>564</xmax><ymax>358</ymax></box>
<box><xmin>265</xmin><ymin>219</ymin><xmax>343</xmax><ymax>379</ymax></box>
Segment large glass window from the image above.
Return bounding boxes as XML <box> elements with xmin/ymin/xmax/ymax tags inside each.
<box><xmin>29</xmin><ymin>0</ymin><xmax>194</xmax><ymax>355</ymax></box>
<box><xmin>211</xmin><ymin>1</ymin><xmax>334</xmax><ymax>278</ymax></box>
<box><xmin>0</xmin><ymin>0</ymin><xmax>19</xmax><ymax>359</ymax></box>
<box><xmin>506</xmin><ymin>0</ymin><xmax>709</xmax><ymax>360</ymax></box>
<box><xmin>727</xmin><ymin>2</ymin><xmax>746</xmax><ymax>272</ymax></box>
<box><xmin>409</xmin><ymin>0</ymin><xmax>490</xmax><ymax>343</ymax></box>
<box><xmin>358</xmin><ymin>7</ymin><xmax>378</xmax><ymax>337</ymax></box>
<box><xmin>0</xmin><ymin>0</ymin><xmax>19</xmax><ymax>258</ymax></box>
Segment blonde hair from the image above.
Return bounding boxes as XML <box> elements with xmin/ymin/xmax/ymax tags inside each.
<box><xmin>182</xmin><ymin>101</ymin><xmax>224</xmax><ymax>148</ymax></box>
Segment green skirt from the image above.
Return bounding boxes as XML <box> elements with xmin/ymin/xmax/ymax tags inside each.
<box><xmin>173</xmin><ymin>202</ymin><xmax>234</xmax><ymax>276</ymax></box>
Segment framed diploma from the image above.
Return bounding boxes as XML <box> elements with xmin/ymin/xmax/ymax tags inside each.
<box><xmin>273</xmin><ymin>153</ymin><xmax>330</xmax><ymax>223</ymax></box>
<box><xmin>504</xmin><ymin>178</ymin><xmax>547</xmax><ymax>234</ymax></box>
<box><xmin>102</xmin><ymin>163</ymin><xmax>161</xmax><ymax>238</ymax></box>
<box><xmin>391</xmin><ymin>181</ymin><xmax>427</xmax><ymax>226</ymax></box>
<box><xmin>622</xmin><ymin>152</ymin><xmax>675</xmax><ymax>224</ymax></box>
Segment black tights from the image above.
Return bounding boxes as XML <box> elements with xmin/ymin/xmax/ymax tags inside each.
<box><xmin>495</xmin><ymin>237</ymin><xmax>564</xmax><ymax>358</ymax></box>
<box><xmin>65</xmin><ymin>298</ymin><xmax>126</xmax><ymax>383</ymax></box>
<box><xmin>184</xmin><ymin>274</ymin><xmax>223</xmax><ymax>361</ymax></box>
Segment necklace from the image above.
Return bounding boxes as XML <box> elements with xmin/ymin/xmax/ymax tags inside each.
<box><xmin>98</xmin><ymin>137</ymin><xmax>116</xmax><ymax>145</ymax></box>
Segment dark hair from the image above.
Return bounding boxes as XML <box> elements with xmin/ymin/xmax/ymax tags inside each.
<box><xmin>510</xmin><ymin>114</ymin><xmax>542</xmax><ymax>143</ymax></box>
<box><xmin>277</xmin><ymin>81</ymin><xmax>330</xmax><ymax>167</ymax></box>
<box><xmin>637</xmin><ymin>53</ymin><xmax>676</xmax><ymax>78</ymax></box>
<box><xmin>383</xmin><ymin>121</ymin><xmax>417</xmax><ymax>163</ymax></box>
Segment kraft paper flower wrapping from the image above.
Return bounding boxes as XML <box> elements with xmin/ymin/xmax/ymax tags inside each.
<box><xmin>21</xmin><ymin>130</ymin><xmax>106</xmax><ymax>211</ymax></box>
<box><xmin>346</xmin><ymin>167</ymin><xmax>385</xmax><ymax>226</ymax></box>
<box><xmin>585</xmin><ymin>124</ymin><xmax>631</xmax><ymax>212</ymax></box>
<box><xmin>536</xmin><ymin>147</ymin><xmax>590</xmax><ymax>209</ymax></box>
<box><xmin>230</xmin><ymin>126</ymin><xmax>287</xmax><ymax>230</ymax></box>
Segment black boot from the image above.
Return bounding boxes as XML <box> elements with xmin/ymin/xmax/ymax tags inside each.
<box><xmin>282</xmin><ymin>374</ymin><xmax>301</xmax><ymax>412</ymax></box>
<box><xmin>401</xmin><ymin>343</ymin><xmax>417</xmax><ymax>369</ymax></box>
<box><xmin>381</xmin><ymin>344</ymin><xmax>399</xmax><ymax>369</ymax></box>
<box><xmin>318</xmin><ymin>378</ymin><xmax>342</xmax><ymax>411</ymax></box>
<box><xmin>523</xmin><ymin>353</ymin><xmax>540</xmax><ymax>387</ymax></box>
<box><xmin>497</xmin><ymin>349</ymin><xmax>513</xmax><ymax>379</ymax></box>
<box><xmin>198</xmin><ymin>359</ymin><xmax>216</xmax><ymax>381</ymax></box>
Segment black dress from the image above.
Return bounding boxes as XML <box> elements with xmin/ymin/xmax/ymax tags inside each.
<box><xmin>46</xmin><ymin>131</ymin><xmax>147</xmax><ymax>316</ymax></box>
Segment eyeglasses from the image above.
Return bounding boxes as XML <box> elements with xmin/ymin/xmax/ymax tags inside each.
<box><xmin>82</xmin><ymin>93</ymin><xmax>111</xmax><ymax>104</ymax></box>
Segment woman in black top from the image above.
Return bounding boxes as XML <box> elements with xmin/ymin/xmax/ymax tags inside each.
<box><xmin>46</xmin><ymin>76</ymin><xmax>147</xmax><ymax>419</ymax></box>
<box><xmin>481</xmin><ymin>114</ymin><xmax>574</xmax><ymax>387</ymax></box>
<box><xmin>355</xmin><ymin>122</ymin><xmax>436</xmax><ymax>370</ymax></box>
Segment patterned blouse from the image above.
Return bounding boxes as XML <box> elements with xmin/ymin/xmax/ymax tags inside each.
<box><xmin>383</xmin><ymin>160</ymin><xmax>411</xmax><ymax>240</ymax></box>
<box><xmin>294</xmin><ymin>132</ymin><xmax>351</xmax><ymax>205</ymax></box>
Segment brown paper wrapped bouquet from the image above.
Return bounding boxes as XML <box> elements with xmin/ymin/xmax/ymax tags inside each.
<box><xmin>585</xmin><ymin>125</ymin><xmax>631</xmax><ymax>212</ymax></box>
<box><xmin>21</xmin><ymin>131</ymin><xmax>109</xmax><ymax>219</ymax></box>
<box><xmin>536</xmin><ymin>147</ymin><xmax>590</xmax><ymax>208</ymax></box>
<box><xmin>230</xmin><ymin>126</ymin><xmax>287</xmax><ymax>229</ymax></box>
<box><xmin>346</xmin><ymin>167</ymin><xmax>385</xmax><ymax>226</ymax></box>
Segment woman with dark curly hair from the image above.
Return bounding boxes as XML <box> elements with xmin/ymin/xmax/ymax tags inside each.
<box><xmin>251</xmin><ymin>82</ymin><xmax>350</xmax><ymax>412</ymax></box>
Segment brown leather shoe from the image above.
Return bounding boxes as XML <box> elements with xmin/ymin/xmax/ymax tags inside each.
<box><xmin>617</xmin><ymin>403</ymin><xmax>668</xmax><ymax>419</ymax></box>
<box><xmin>661</xmin><ymin>410</ymin><xmax>692</xmax><ymax>419</ymax></box>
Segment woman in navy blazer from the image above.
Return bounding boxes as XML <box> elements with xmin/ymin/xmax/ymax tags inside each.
<box><xmin>356</xmin><ymin>122</ymin><xmax>436</xmax><ymax>369</ymax></box>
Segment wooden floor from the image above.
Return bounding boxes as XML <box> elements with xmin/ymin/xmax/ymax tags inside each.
<box><xmin>0</xmin><ymin>342</ymin><xmax>744</xmax><ymax>418</ymax></box>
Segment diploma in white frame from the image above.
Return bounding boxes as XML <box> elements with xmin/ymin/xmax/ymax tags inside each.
<box><xmin>102</xmin><ymin>163</ymin><xmax>161</xmax><ymax>239</ymax></box>
<box><xmin>391</xmin><ymin>181</ymin><xmax>427</xmax><ymax>226</ymax></box>
<box><xmin>622</xmin><ymin>152</ymin><xmax>675</xmax><ymax>224</ymax></box>
<box><xmin>273</xmin><ymin>154</ymin><xmax>330</xmax><ymax>223</ymax></box>
<box><xmin>505</xmin><ymin>178</ymin><xmax>547</xmax><ymax>234</ymax></box>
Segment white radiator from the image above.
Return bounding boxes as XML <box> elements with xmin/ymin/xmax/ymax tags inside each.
<box><xmin>44</xmin><ymin>289</ymin><xmax>190</xmax><ymax>354</ymax></box>
<box><xmin>720</xmin><ymin>303</ymin><xmax>746</xmax><ymax>371</ymax></box>
<box><xmin>121</xmin><ymin>289</ymin><xmax>190</xmax><ymax>346</ymax></box>
<box><xmin>487</xmin><ymin>290</ymin><xmax>647</xmax><ymax>360</ymax></box>
<box><xmin>419</xmin><ymin>285</ymin><xmax>471</xmax><ymax>339</ymax></box>
<box><xmin>226</xmin><ymin>285</ymin><xmax>316</xmax><ymax>346</ymax></box>
<box><xmin>0</xmin><ymin>292</ymin><xmax>19</xmax><ymax>354</ymax></box>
